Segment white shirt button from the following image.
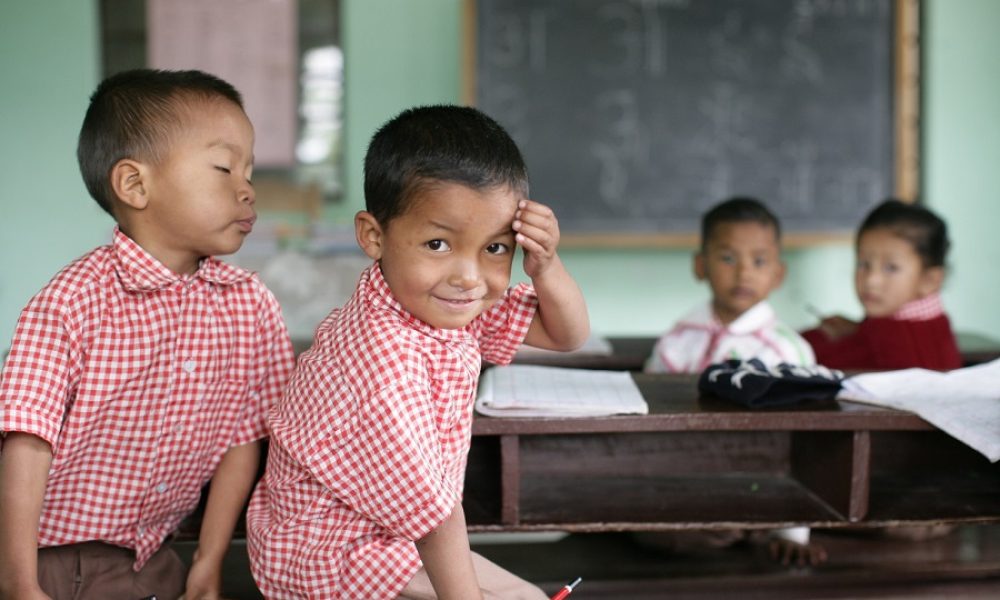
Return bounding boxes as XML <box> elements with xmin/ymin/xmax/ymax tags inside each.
<box><xmin>155</xmin><ymin>483</ymin><xmax>168</xmax><ymax>493</ymax></box>
<box><xmin>174</xmin><ymin>423</ymin><xmax>184</xmax><ymax>434</ymax></box>
<box><xmin>182</xmin><ymin>360</ymin><xmax>196</xmax><ymax>373</ymax></box>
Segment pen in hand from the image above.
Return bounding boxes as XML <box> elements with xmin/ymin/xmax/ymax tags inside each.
<box><xmin>806</xmin><ymin>303</ymin><xmax>824</xmax><ymax>320</ymax></box>
<box><xmin>550</xmin><ymin>576</ymin><xmax>582</xmax><ymax>600</ymax></box>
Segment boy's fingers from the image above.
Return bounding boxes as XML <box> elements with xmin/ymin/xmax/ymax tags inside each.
<box><xmin>515</xmin><ymin>222</ymin><xmax>553</xmax><ymax>251</ymax></box>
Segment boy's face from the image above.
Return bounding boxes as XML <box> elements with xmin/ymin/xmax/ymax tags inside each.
<box><xmin>358</xmin><ymin>181</ymin><xmax>519</xmax><ymax>330</ymax></box>
<box><xmin>695</xmin><ymin>222</ymin><xmax>786</xmax><ymax>325</ymax></box>
<box><xmin>130</xmin><ymin>98</ymin><xmax>255</xmax><ymax>273</ymax></box>
<box><xmin>855</xmin><ymin>227</ymin><xmax>941</xmax><ymax>317</ymax></box>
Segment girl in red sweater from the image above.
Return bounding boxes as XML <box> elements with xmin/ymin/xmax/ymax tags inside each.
<box><xmin>803</xmin><ymin>199</ymin><xmax>961</xmax><ymax>371</ymax></box>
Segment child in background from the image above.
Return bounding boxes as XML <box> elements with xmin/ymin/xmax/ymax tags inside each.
<box><xmin>0</xmin><ymin>69</ymin><xmax>295</xmax><ymax>599</ymax></box>
<box><xmin>645</xmin><ymin>197</ymin><xmax>815</xmax><ymax>373</ymax></box>
<box><xmin>641</xmin><ymin>197</ymin><xmax>822</xmax><ymax>566</ymax></box>
<box><xmin>246</xmin><ymin>106</ymin><xmax>589</xmax><ymax>599</ymax></box>
<box><xmin>802</xmin><ymin>199</ymin><xmax>961</xmax><ymax>371</ymax></box>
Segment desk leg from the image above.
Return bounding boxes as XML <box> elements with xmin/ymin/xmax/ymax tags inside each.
<box><xmin>500</xmin><ymin>435</ymin><xmax>521</xmax><ymax>526</ymax></box>
<box><xmin>792</xmin><ymin>431</ymin><xmax>871</xmax><ymax>522</ymax></box>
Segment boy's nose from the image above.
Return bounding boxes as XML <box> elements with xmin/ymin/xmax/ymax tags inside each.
<box><xmin>239</xmin><ymin>183</ymin><xmax>255</xmax><ymax>205</ymax></box>
<box><xmin>448</xmin><ymin>259</ymin><xmax>481</xmax><ymax>289</ymax></box>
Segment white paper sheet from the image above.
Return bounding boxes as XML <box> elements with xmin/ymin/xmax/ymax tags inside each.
<box><xmin>838</xmin><ymin>359</ymin><xmax>1000</xmax><ymax>462</ymax></box>
<box><xmin>476</xmin><ymin>365</ymin><xmax>648</xmax><ymax>418</ymax></box>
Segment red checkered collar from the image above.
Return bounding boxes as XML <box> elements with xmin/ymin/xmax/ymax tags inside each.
<box><xmin>892</xmin><ymin>293</ymin><xmax>945</xmax><ymax>321</ymax></box>
<box><xmin>364</xmin><ymin>261</ymin><xmax>477</xmax><ymax>343</ymax></box>
<box><xmin>111</xmin><ymin>226</ymin><xmax>252</xmax><ymax>291</ymax></box>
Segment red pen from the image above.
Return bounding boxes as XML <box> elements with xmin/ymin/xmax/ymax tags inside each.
<box><xmin>550</xmin><ymin>576</ymin><xmax>582</xmax><ymax>600</ymax></box>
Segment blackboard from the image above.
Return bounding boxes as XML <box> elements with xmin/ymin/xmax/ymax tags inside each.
<box><xmin>471</xmin><ymin>0</ymin><xmax>911</xmax><ymax>239</ymax></box>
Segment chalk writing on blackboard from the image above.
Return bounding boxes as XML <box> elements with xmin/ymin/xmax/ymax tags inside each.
<box><xmin>474</xmin><ymin>0</ymin><xmax>895</xmax><ymax>235</ymax></box>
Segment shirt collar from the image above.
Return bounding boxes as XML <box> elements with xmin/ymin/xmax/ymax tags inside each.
<box><xmin>364</xmin><ymin>261</ymin><xmax>474</xmax><ymax>343</ymax></box>
<box><xmin>680</xmin><ymin>300</ymin><xmax>775</xmax><ymax>334</ymax></box>
<box><xmin>111</xmin><ymin>226</ymin><xmax>252</xmax><ymax>291</ymax></box>
<box><xmin>893</xmin><ymin>293</ymin><xmax>945</xmax><ymax>321</ymax></box>
<box><xmin>723</xmin><ymin>300</ymin><xmax>776</xmax><ymax>334</ymax></box>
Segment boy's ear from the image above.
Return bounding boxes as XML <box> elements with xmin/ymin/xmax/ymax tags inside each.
<box><xmin>110</xmin><ymin>159</ymin><xmax>149</xmax><ymax>210</ymax></box>
<box><xmin>693</xmin><ymin>252</ymin><xmax>707</xmax><ymax>281</ymax></box>
<box><xmin>774</xmin><ymin>260</ymin><xmax>788</xmax><ymax>288</ymax></box>
<box><xmin>354</xmin><ymin>211</ymin><xmax>384</xmax><ymax>260</ymax></box>
<box><xmin>918</xmin><ymin>266</ymin><xmax>945</xmax><ymax>297</ymax></box>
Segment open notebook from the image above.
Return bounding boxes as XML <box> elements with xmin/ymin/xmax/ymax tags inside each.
<box><xmin>476</xmin><ymin>364</ymin><xmax>648</xmax><ymax>418</ymax></box>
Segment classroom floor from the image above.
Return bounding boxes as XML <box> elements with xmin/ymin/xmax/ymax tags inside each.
<box><xmin>176</xmin><ymin>524</ymin><xmax>1000</xmax><ymax>599</ymax></box>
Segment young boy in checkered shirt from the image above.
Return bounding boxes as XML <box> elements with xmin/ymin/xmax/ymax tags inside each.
<box><xmin>0</xmin><ymin>69</ymin><xmax>296</xmax><ymax>600</ymax></box>
<box><xmin>246</xmin><ymin>105</ymin><xmax>590</xmax><ymax>599</ymax></box>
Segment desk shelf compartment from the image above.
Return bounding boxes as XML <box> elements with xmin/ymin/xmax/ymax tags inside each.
<box><xmin>866</xmin><ymin>431</ymin><xmax>1000</xmax><ymax>525</ymax></box>
<box><xmin>465</xmin><ymin>429</ymin><xmax>868</xmax><ymax>531</ymax></box>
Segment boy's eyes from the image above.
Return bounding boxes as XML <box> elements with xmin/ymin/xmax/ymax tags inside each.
<box><xmin>425</xmin><ymin>240</ymin><xmax>511</xmax><ymax>255</ymax></box>
<box><xmin>214</xmin><ymin>166</ymin><xmax>231</xmax><ymax>174</ymax></box>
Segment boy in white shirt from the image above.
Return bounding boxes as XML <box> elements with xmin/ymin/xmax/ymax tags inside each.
<box><xmin>645</xmin><ymin>197</ymin><xmax>814</xmax><ymax>374</ymax></box>
<box><xmin>641</xmin><ymin>197</ymin><xmax>822</xmax><ymax>566</ymax></box>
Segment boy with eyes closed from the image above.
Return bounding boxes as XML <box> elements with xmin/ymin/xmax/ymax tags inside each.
<box><xmin>0</xmin><ymin>69</ymin><xmax>295</xmax><ymax>600</ymax></box>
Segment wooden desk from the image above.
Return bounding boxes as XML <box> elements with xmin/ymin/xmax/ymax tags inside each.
<box><xmin>512</xmin><ymin>334</ymin><xmax>1000</xmax><ymax>370</ymax></box>
<box><xmin>463</xmin><ymin>374</ymin><xmax>1000</xmax><ymax>533</ymax></box>
<box><xmin>512</xmin><ymin>336</ymin><xmax>652</xmax><ymax>370</ymax></box>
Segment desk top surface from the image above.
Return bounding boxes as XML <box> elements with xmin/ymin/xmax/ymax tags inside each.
<box><xmin>472</xmin><ymin>373</ymin><xmax>932</xmax><ymax>436</ymax></box>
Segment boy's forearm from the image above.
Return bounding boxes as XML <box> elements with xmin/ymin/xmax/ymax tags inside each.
<box><xmin>194</xmin><ymin>441</ymin><xmax>261</xmax><ymax>565</ymax></box>
<box><xmin>0</xmin><ymin>433</ymin><xmax>52</xmax><ymax>596</ymax></box>
<box><xmin>414</xmin><ymin>501</ymin><xmax>483</xmax><ymax>600</ymax></box>
<box><xmin>528</xmin><ymin>256</ymin><xmax>590</xmax><ymax>351</ymax></box>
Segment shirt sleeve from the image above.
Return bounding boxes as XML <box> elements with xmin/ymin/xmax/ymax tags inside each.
<box><xmin>801</xmin><ymin>326</ymin><xmax>873</xmax><ymax>370</ymax></box>
<box><xmin>232</xmin><ymin>285</ymin><xmax>296</xmax><ymax>447</ymax></box>
<box><xmin>474</xmin><ymin>283</ymin><xmax>538</xmax><ymax>366</ymax></box>
<box><xmin>0</xmin><ymin>291</ymin><xmax>79</xmax><ymax>446</ymax></box>
<box><xmin>288</xmin><ymin>377</ymin><xmax>460</xmax><ymax>542</ymax></box>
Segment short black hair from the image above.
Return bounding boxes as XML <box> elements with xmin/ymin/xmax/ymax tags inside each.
<box><xmin>77</xmin><ymin>68</ymin><xmax>244</xmax><ymax>216</ymax></box>
<box><xmin>363</xmin><ymin>105</ymin><xmax>529</xmax><ymax>225</ymax></box>
<box><xmin>700</xmin><ymin>197</ymin><xmax>781</xmax><ymax>251</ymax></box>
<box><xmin>858</xmin><ymin>199</ymin><xmax>950</xmax><ymax>268</ymax></box>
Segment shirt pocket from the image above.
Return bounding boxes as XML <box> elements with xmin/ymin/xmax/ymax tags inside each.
<box><xmin>188</xmin><ymin>377</ymin><xmax>253</xmax><ymax>469</ymax></box>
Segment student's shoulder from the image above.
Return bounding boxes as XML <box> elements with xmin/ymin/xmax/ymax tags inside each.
<box><xmin>660</xmin><ymin>303</ymin><xmax>713</xmax><ymax>337</ymax></box>
<box><xmin>306</xmin><ymin>305</ymin><xmax>430</xmax><ymax>382</ymax></box>
<box><xmin>29</xmin><ymin>244</ymin><xmax>115</xmax><ymax>309</ymax></box>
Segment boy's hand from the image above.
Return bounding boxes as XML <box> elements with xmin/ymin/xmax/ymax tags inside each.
<box><xmin>179</xmin><ymin>549</ymin><xmax>228</xmax><ymax>600</ymax></box>
<box><xmin>819</xmin><ymin>315</ymin><xmax>858</xmax><ymax>341</ymax></box>
<box><xmin>513</xmin><ymin>200</ymin><xmax>561</xmax><ymax>279</ymax></box>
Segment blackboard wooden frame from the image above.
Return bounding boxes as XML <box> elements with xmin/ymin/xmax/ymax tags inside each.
<box><xmin>463</xmin><ymin>0</ymin><xmax>920</xmax><ymax>248</ymax></box>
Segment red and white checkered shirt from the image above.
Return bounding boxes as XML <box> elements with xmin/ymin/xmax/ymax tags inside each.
<box><xmin>247</xmin><ymin>263</ymin><xmax>537</xmax><ymax>599</ymax></box>
<box><xmin>0</xmin><ymin>228</ymin><xmax>295</xmax><ymax>569</ymax></box>
<box><xmin>893</xmin><ymin>292</ymin><xmax>946</xmax><ymax>321</ymax></box>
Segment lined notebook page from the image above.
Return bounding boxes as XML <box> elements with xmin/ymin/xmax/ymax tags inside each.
<box><xmin>476</xmin><ymin>365</ymin><xmax>648</xmax><ymax>418</ymax></box>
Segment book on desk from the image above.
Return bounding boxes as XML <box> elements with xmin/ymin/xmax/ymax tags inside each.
<box><xmin>476</xmin><ymin>364</ymin><xmax>648</xmax><ymax>418</ymax></box>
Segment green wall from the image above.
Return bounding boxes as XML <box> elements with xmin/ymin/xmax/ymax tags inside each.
<box><xmin>1</xmin><ymin>0</ymin><xmax>997</xmax><ymax>350</ymax></box>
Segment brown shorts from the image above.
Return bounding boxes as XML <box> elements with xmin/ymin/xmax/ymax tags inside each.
<box><xmin>37</xmin><ymin>541</ymin><xmax>187</xmax><ymax>600</ymax></box>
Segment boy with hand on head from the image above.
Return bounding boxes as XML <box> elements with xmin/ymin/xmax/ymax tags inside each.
<box><xmin>246</xmin><ymin>105</ymin><xmax>589</xmax><ymax>599</ymax></box>
<box><xmin>802</xmin><ymin>199</ymin><xmax>961</xmax><ymax>371</ymax></box>
<box><xmin>645</xmin><ymin>197</ymin><xmax>815</xmax><ymax>374</ymax></box>
<box><xmin>0</xmin><ymin>69</ymin><xmax>296</xmax><ymax>600</ymax></box>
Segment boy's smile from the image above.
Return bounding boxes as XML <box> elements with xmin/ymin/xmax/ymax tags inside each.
<box><xmin>359</xmin><ymin>181</ymin><xmax>520</xmax><ymax>330</ymax></box>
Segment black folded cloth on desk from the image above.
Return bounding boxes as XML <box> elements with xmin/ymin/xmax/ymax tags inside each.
<box><xmin>699</xmin><ymin>359</ymin><xmax>844</xmax><ymax>408</ymax></box>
